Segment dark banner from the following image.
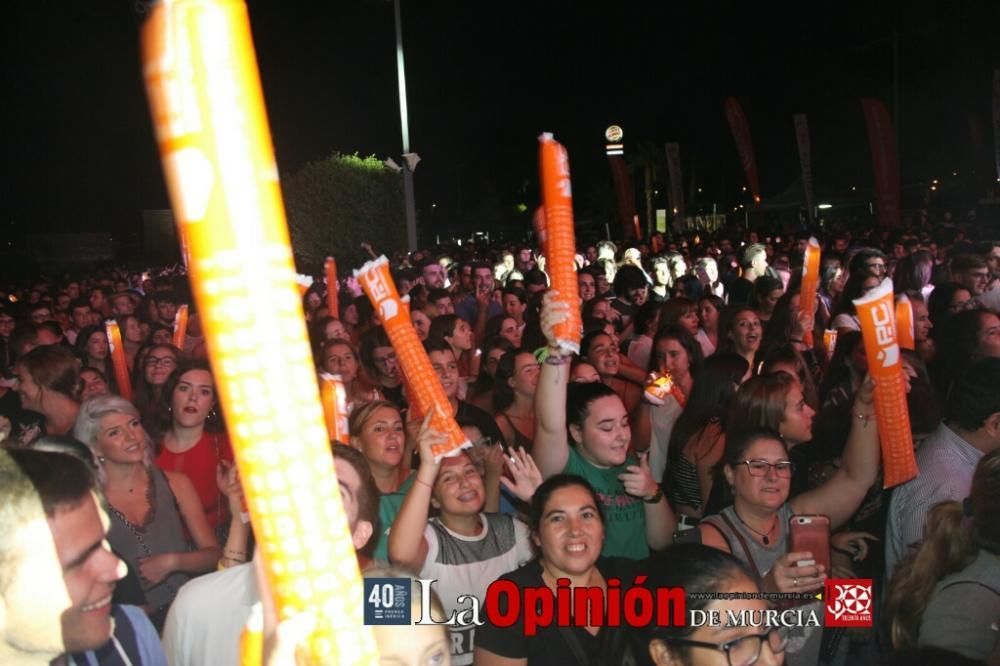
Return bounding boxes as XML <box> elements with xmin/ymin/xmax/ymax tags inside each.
<box><xmin>608</xmin><ymin>155</ymin><xmax>638</xmax><ymax>239</ymax></box>
<box><xmin>861</xmin><ymin>98</ymin><xmax>901</xmax><ymax>228</ymax></box>
<box><xmin>993</xmin><ymin>69</ymin><xmax>1000</xmax><ymax>181</ymax></box>
<box><xmin>793</xmin><ymin>114</ymin><xmax>815</xmax><ymax>224</ymax></box>
<box><xmin>725</xmin><ymin>97</ymin><xmax>761</xmax><ymax>204</ymax></box>
<box><xmin>665</xmin><ymin>142</ymin><xmax>685</xmax><ymax>230</ymax></box>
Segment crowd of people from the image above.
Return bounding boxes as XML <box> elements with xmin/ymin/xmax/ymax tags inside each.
<box><xmin>1</xmin><ymin>217</ymin><xmax>999</xmax><ymax>665</ymax></box>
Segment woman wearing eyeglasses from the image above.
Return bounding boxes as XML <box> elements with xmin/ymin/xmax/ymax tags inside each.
<box><xmin>131</xmin><ymin>343</ymin><xmax>181</xmax><ymax>428</ymax></box>
<box><xmin>639</xmin><ymin>543</ymin><xmax>787</xmax><ymax>666</ymax></box>
<box><xmin>698</xmin><ymin>398</ymin><xmax>878</xmax><ymax>665</ymax></box>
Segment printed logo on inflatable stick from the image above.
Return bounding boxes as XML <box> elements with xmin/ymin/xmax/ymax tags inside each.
<box><xmin>852</xmin><ymin>278</ymin><xmax>918</xmax><ymax>487</ymax></box>
<box><xmin>355</xmin><ymin>256</ymin><xmax>470</xmax><ymax>462</ymax></box>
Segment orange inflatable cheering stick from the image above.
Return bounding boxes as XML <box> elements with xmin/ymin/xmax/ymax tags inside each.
<box><xmin>356</xmin><ymin>257</ymin><xmax>469</xmax><ymax>461</ymax></box>
<box><xmin>853</xmin><ymin>279</ymin><xmax>918</xmax><ymax>488</ymax></box>
<box><xmin>319</xmin><ymin>373</ymin><xmax>349</xmax><ymax>444</ymax></box>
<box><xmin>799</xmin><ymin>237</ymin><xmax>821</xmax><ymax>347</ymax></box>
<box><xmin>325</xmin><ymin>256</ymin><xmax>339</xmax><ymax>318</ymax></box>
<box><xmin>895</xmin><ymin>295</ymin><xmax>915</xmax><ymax>351</ymax></box>
<box><xmin>172</xmin><ymin>304</ymin><xmax>189</xmax><ymax>352</ymax></box>
<box><xmin>538</xmin><ymin>133</ymin><xmax>582</xmax><ymax>354</ymax></box>
<box><xmin>141</xmin><ymin>1</ymin><xmax>378</xmax><ymax>664</ymax></box>
<box><xmin>105</xmin><ymin>320</ymin><xmax>133</xmax><ymax>402</ymax></box>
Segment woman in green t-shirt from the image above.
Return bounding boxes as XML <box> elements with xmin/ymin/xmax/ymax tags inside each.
<box><xmin>532</xmin><ymin>293</ymin><xmax>675</xmax><ymax>559</ymax></box>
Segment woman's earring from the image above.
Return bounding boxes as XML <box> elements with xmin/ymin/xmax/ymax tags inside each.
<box><xmin>97</xmin><ymin>456</ymin><xmax>106</xmax><ymax>464</ymax></box>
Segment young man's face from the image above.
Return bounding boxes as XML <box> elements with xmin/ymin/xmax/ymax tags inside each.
<box><xmin>3</xmin><ymin>492</ymin><xmax>123</xmax><ymax>658</ymax></box>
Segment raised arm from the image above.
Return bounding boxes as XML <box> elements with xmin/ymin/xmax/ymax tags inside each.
<box><xmin>791</xmin><ymin>377</ymin><xmax>879</xmax><ymax>529</ymax></box>
<box><xmin>387</xmin><ymin>416</ymin><xmax>445</xmax><ymax>572</ymax></box>
<box><xmin>532</xmin><ymin>293</ymin><xmax>572</xmax><ymax>478</ymax></box>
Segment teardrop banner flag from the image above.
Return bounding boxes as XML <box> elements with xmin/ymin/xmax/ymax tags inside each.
<box><xmin>608</xmin><ymin>154</ymin><xmax>639</xmax><ymax>239</ymax></box>
<box><xmin>861</xmin><ymin>98</ymin><xmax>902</xmax><ymax>228</ymax></box>
<box><xmin>793</xmin><ymin>114</ymin><xmax>815</xmax><ymax>224</ymax></box>
<box><xmin>993</xmin><ymin>69</ymin><xmax>1000</xmax><ymax>182</ymax></box>
<box><xmin>665</xmin><ymin>142</ymin><xmax>685</xmax><ymax>229</ymax></box>
<box><xmin>725</xmin><ymin>97</ymin><xmax>762</xmax><ymax>204</ymax></box>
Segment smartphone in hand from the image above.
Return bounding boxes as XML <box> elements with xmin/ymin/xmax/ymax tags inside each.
<box><xmin>789</xmin><ymin>514</ymin><xmax>831</xmax><ymax>573</ymax></box>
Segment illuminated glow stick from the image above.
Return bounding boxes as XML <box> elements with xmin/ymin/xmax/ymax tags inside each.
<box><xmin>356</xmin><ymin>256</ymin><xmax>469</xmax><ymax>461</ymax></box>
<box><xmin>325</xmin><ymin>257</ymin><xmax>339</xmax><ymax>318</ymax></box>
<box><xmin>141</xmin><ymin>1</ymin><xmax>377</xmax><ymax>663</ymax></box>
<box><xmin>895</xmin><ymin>295</ymin><xmax>915</xmax><ymax>351</ymax></box>
<box><xmin>172</xmin><ymin>304</ymin><xmax>189</xmax><ymax>352</ymax></box>
<box><xmin>538</xmin><ymin>134</ymin><xmax>582</xmax><ymax>354</ymax></box>
<box><xmin>853</xmin><ymin>279</ymin><xmax>918</xmax><ymax>488</ymax></box>
<box><xmin>799</xmin><ymin>237</ymin><xmax>821</xmax><ymax>347</ymax></box>
<box><xmin>320</xmin><ymin>373</ymin><xmax>349</xmax><ymax>444</ymax></box>
<box><xmin>105</xmin><ymin>321</ymin><xmax>133</xmax><ymax>402</ymax></box>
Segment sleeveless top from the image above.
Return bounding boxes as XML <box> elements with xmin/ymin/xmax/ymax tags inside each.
<box><xmin>702</xmin><ymin>504</ymin><xmax>823</xmax><ymax>666</ymax></box>
<box><xmin>666</xmin><ymin>424</ymin><xmax>722</xmax><ymax>511</ymax></box>
<box><xmin>107</xmin><ymin>467</ymin><xmax>193</xmax><ymax>615</ymax></box>
<box><xmin>499</xmin><ymin>413</ymin><xmax>533</xmax><ymax>453</ymax></box>
<box><xmin>156</xmin><ymin>432</ymin><xmax>233</xmax><ymax>535</ymax></box>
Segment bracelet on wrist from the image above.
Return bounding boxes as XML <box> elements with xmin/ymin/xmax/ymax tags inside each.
<box><xmin>643</xmin><ymin>488</ymin><xmax>664</xmax><ymax>504</ymax></box>
<box><xmin>852</xmin><ymin>411</ymin><xmax>875</xmax><ymax>427</ymax></box>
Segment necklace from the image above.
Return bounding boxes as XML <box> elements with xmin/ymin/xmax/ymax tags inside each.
<box><xmin>733</xmin><ymin>508</ymin><xmax>777</xmax><ymax>545</ymax></box>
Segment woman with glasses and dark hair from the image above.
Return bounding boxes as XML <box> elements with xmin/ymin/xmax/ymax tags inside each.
<box><xmin>359</xmin><ymin>327</ymin><xmax>407</xmax><ymax>411</ymax></box>
<box><xmin>131</xmin><ymin>343</ymin><xmax>181</xmax><ymax>429</ymax></box>
<box><xmin>698</xmin><ymin>412</ymin><xmax>878</xmax><ymax>665</ymax></box>
<box><xmin>638</xmin><ymin>543</ymin><xmax>787</xmax><ymax>666</ymax></box>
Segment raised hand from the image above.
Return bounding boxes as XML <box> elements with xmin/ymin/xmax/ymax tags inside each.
<box><xmin>618</xmin><ymin>452</ymin><xmax>657</xmax><ymax>499</ymax></box>
<box><xmin>500</xmin><ymin>447</ymin><xmax>543</xmax><ymax>502</ymax></box>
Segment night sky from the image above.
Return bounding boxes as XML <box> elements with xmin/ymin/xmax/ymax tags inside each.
<box><xmin>3</xmin><ymin>0</ymin><xmax>999</xmax><ymax>241</ymax></box>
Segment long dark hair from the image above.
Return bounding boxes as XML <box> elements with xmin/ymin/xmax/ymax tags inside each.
<box><xmin>649</xmin><ymin>324</ymin><xmax>704</xmax><ymax>378</ymax></box>
<box><xmin>668</xmin><ymin>353</ymin><xmax>748</xmax><ymax>468</ymax></box>
<box><xmin>150</xmin><ymin>360</ymin><xmax>222</xmax><ymax>441</ymax></box>
<box><xmin>492</xmin><ymin>348</ymin><xmax>532</xmax><ymax>412</ymax></box>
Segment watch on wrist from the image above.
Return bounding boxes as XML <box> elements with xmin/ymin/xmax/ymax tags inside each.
<box><xmin>643</xmin><ymin>488</ymin><xmax>664</xmax><ymax>504</ymax></box>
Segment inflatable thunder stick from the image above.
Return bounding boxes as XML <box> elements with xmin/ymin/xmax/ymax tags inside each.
<box><xmin>141</xmin><ymin>2</ymin><xmax>378</xmax><ymax>664</ymax></box>
<box><xmin>105</xmin><ymin>321</ymin><xmax>133</xmax><ymax>402</ymax></box>
<box><xmin>823</xmin><ymin>329</ymin><xmax>838</xmax><ymax>359</ymax></box>
<box><xmin>356</xmin><ymin>257</ymin><xmax>469</xmax><ymax>461</ymax></box>
<box><xmin>325</xmin><ymin>257</ymin><xmax>339</xmax><ymax>318</ymax></box>
<box><xmin>896</xmin><ymin>295</ymin><xmax>915</xmax><ymax>351</ymax></box>
<box><xmin>320</xmin><ymin>373</ymin><xmax>349</xmax><ymax>444</ymax></box>
<box><xmin>799</xmin><ymin>237</ymin><xmax>821</xmax><ymax>347</ymax></box>
<box><xmin>172</xmin><ymin>305</ymin><xmax>189</xmax><ymax>352</ymax></box>
<box><xmin>538</xmin><ymin>133</ymin><xmax>582</xmax><ymax>354</ymax></box>
<box><xmin>853</xmin><ymin>279</ymin><xmax>918</xmax><ymax>487</ymax></box>
<box><xmin>532</xmin><ymin>206</ymin><xmax>548</xmax><ymax>257</ymax></box>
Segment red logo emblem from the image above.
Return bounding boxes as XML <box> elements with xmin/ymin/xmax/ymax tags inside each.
<box><xmin>824</xmin><ymin>579</ymin><xmax>873</xmax><ymax>627</ymax></box>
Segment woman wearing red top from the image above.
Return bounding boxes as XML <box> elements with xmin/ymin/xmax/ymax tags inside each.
<box><xmin>154</xmin><ymin>361</ymin><xmax>233</xmax><ymax>538</ymax></box>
